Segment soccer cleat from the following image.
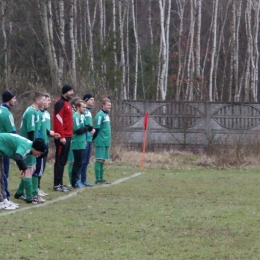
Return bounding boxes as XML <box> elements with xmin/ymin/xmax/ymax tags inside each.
<box><xmin>8</xmin><ymin>200</ymin><xmax>19</xmax><ymax>207</ymax></box>
<box><xmin>53</xmin><ymin>185</ymin><xmax>63</xmax><ymax>192</ymax></box>
<box><xmin>82</xmin><ymin>181</ymin><xmax>93</xmax><ymax>187</ymax></box>
<box><xmin>72</xmin><ymin>183</ymin><xmax>81</xmax><ymax>189</ymax></box>
<box><xmin>38</xmin><ymin>188</ymin><xmax>48</xmax><ymax>197</ymax></box>
<box><xmin>61</xmin><ymin>184</ymin><xmax>71</xmax><ymax>191</ymax></box>
<box><xmin>14</xmin><ymin>193</ymin><xmax>26</xmax><ymax>201</ymax></box>
<box><xmin>76</xmin><ymin>181</ymin><xmax>84</xmax><ymax>188</ymax></box>
<box><xmin>0</xmin><ymin>201</ymin><xmax>17</xmax><ymax>210</ymax></box>
<box><xmin>95</xmin><ymin>180</ymin><xmax>101</xmax><ymax>184</ymax></box>
<box><xmin>53</xmin><ymin>184</ymin><xmax>70</xmax><ymax>192</ymax></box>
<box><xmin>29</xmin><ymin>196</ymin><xmax>45</xmax><ymax>204</ymax></box>
<box><xmin>100</xmin><ymin>180</ymin><xmax>111</xmax><ymax>185</ymax></box>
<box><xmin>36</xmin><ymin>195</ymin><xmax>46</xmax><ymax>203</ymax></box>
<box><xmin>4</xmin><ymin>200</ymin><xmax>19</xmax><ymax>209</ymax></box>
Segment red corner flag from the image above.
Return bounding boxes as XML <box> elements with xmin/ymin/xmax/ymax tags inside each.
<box><xmin>140</xmin><ymin>112</ymin><xmax>149</xmax><ymax>171</ymax></box>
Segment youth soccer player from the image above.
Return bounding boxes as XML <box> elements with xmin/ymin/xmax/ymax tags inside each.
<box><xmin>93</xmin><ymin>98</ymin><xmax>112</xmax><ymax>185</ymax></box>
<box><xmin>0</xmin><ymin>90</ymin><xmax>18</xmax><ymax>207</ymax></box>
<box><xmin>14</xmin><ymin>91</ymin><xmax>46</xmax><ymax>204</ymax></box>
<box><xmin>0</xmin><ymin>134</ymin><xmax>46</xmax><ymax>209</ymax></box>
<box><xmin>70</xmin><ymin>100</ymin><xmax>93</xmax><ymax>188</ymax></box>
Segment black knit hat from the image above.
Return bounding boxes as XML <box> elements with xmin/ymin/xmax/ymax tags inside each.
<box><xmin>62</xmin><ymin>85</ymin><xmax>73</xmax><ymax>94</ymax></box>
<box><xmin>2</xmin><ymin>90</ymin><xmax>15</xmax><ymax>103</ymax></box>
<box><xmin>83</xmin><ymin>94</ymin><xmax>93</xmax><ymax>102</ymax></box>
<box><xmin>32</xmin><ymin>138</ymin><xmax>47</xmax><ymax>153</ymax></box>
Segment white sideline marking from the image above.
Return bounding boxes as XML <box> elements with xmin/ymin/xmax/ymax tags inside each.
<box><xmin>0</xmin><ymin>172</ymin><xmax>143</xmax><ymax>217</ymax></box>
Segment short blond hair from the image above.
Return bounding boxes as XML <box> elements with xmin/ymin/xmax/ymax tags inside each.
<box><xmin>101</xmin><ymin>98</ymin><xmax>111</xmax><ymax>105</ymax></box>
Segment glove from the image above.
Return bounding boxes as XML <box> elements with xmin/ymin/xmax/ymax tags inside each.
<box><xmin>85</xmin><ymin>125</ymin><xmax>93</xmax><ymax>132</ymax></box>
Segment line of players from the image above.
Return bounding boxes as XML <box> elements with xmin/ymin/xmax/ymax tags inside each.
<box><xmin>0</xmin><ymin>85</ymin><xmax>112</xmax><ymax>210</ymax></box>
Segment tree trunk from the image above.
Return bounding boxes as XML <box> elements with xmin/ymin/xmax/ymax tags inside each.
<box><xmin>234</xmin><ymin>0</ymin><xmax>242</xmax><ymax>101</ymax></box>
<box><xmin>251</xmin><ymin>0</ymin><xmax>260</xmax><ymax>102</ymax></box>
<box><xmin>245</xmin><ymin>0</ymin><xmax>252</xmax><ymax>102</ymax></box>
<box><xmin>119</xmin><ymin>0</ymin><xmax>126</xmax><ymax>99</ymax></box>
<box><xmin>185</xmin><ymin>0</ymin><xmax>195</xmax><ymax>101</ymax></box>
<box><xmin>131</xmin><ymin>0</ymin><xmax>138</xmax><ymax>100</ymax></box>
<box><xmin>112</xmin><ymin>0</ymin><xmax>117</xmax><ymax>72</ymax></box>
<box><xmin>70</xmin><ymin>0</ymin><xmax>77</xmax><ymax>86</ymax></box>
<box><xmin>56</xmin><ymin>0</ymin><xmax>65</xmax><ymax>88</ymax></box>
<box><xmin>86</xmin><ymin>0</ymin><xmax>97</xmax><ymax>72</ymax></box>
<box><xmin>209</xmin><ymin>0</ymin><xmax>219</xmax><ymax>101</ymax></box>
<box><xmin>1</xmin><ymin>0</ymin><xmax>8</xmax><ymax>87</ymax></box>
<box><xmin>38</xmin><ymin>0</ymin><xmax>59</xmax><ymax>88</ymax></box>
<box><xmin>195</xmin><ymin>0</ymin><xmax>201</xmax><ymax>100</ymax></box>
<box><xmin>176</xmin><ymin>0</ymin><xmax>186</xmax><ymax>100</ymax></box>
<box><xmin>126</xmin><ymin>0</ymin><xmax>130</xmax><ymax>99</ymax></box>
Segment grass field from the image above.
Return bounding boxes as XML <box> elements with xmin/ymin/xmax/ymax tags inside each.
<box><xmin>1</xmin><ymin>152</ymin><xmax>260</xmax><ymax>259</ymax></box>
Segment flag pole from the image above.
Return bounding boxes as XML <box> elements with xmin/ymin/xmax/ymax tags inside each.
<box><xmin>140</xmin><ymin>112</ymin><xmax>149</xmax><ymax>171</ymax></box>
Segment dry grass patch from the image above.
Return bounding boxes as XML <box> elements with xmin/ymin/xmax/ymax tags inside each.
<box><xmin>109</xmin><ymin>148</ymin><xmax>200</xmax><ymax>170</ymax></box>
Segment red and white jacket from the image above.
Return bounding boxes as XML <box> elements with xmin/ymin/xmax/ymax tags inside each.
<box><xmin>53</xmin><ymin>96</ymin><xmax>73</xmax><ymax>138</ymax></box>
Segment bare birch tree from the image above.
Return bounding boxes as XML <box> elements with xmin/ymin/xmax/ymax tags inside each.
<box><xmin>245</xmin><ymin>0</ymin><xmax>253</xmax><ymax>101</ymax></box>
<box><xmin>131</xmin><ymin>0</ymin><xmax>139</xmax><ymax>100</ymax></box>
<box><xmin>1</xmin><ymin>0</ymin><xmax>8</xmax><ymax>87</ymax></box>
<box><xmin>157</xmin><ymin>0</ymin><xmax>171</xmax><ymax>101</ymax></box>
<box><xmin>251</xmin><ymin>0</ymin><xmax>260</xmax><ymax>102</ymax></box>
<box><xmin>38</xmin><ymin>0</ymin><xmax>59</xmax><ymax>88</ymax></box>
<box><xmin>195</xmin><ymin>0</ymin><xmax>202</xmax><ymax>99</ymax></box>
<box><xmin>176</xmin><ymin>0</ymin><xmax>187</xmax><ymax>100</ymax></box>
<box><xmin>213</xmin><ymin>0</ymin><xmax>231</xmax><ymax>101</ymax></box>
<box><xmin>112</xmin><ymin>0</ymin><xmax>118</xmax><ymax>71</ymax></box>
<box><xmin>86</xmin><ymin>0</ymin><xmax>97</xmax><ymax>72</ymax></box>
<box><xmin>99</xmin><ymin>0</ymin><xmax>106</xmax><ymax>76</ymax></box>
<box><xmin>209</xmin><ymin>0</ymin><xmax>219</xmax><ymax>101</ymax></box>
<box><xmin>185</xmin><ymin>0</ymin><xmax>195</xmax><ymax>101</ymax></box>
<box><xmin>119</xmin><ymin>0</ymin><xmax>126</xmax><ymax>99</ymax></box>
<box><xmin>70</xmin><ymin>0</ymin><xmax>77</xmax><ymax>86</ymax></box>
<box><xmin>126</xmin><ymin>0</ymin><xmax>130</xmax><ymax>98</ymax></box>
<box><xmin>233</xmin><ymin>0</ymin><xmax>242</xmax><ymax>101</ymax></box>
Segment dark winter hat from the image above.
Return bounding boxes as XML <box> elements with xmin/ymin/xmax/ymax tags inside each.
<box><xmin>2</xmin><ymin>90</ymin><xmax>15</xmax><ymax>103</ymax></box>
<box><xmin>83</xmin><ymin>94</ymin><xmax>93</xmax><ymax>102</ymax></box>
<box><xmin>32</xmin><ymin>138</ymin><xmax>47</xmax><ymax>153</ymax></box>
<box><xmin>62</xmin><ymin>85</ymin><xmax>73</xmax><ymax>94</ymax></box>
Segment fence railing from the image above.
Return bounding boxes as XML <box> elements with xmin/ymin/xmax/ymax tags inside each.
<box><xmin>110</xmin><ymin>101</ymin><xmax>260</xmax><ymax>151</ymax></box>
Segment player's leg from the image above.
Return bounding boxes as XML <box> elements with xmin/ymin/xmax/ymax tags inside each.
<box><xmin>80</xmin><ymin>142</ymin><xmax>93</xmax><ymax>186</ymax></box>
<box><xmin>71</xmin><ymin>149</ymin><xmax>84</xmax><ymax>188</ymax></box>
<box><xmin>3</xmin><ymin>156</ymin><xmax>10</xmax><ymax>199</ymax></box>
<box><xmin>99</xmin><ymin>146</ymin><xmax>110</xmax><ymax>184</ymax></box>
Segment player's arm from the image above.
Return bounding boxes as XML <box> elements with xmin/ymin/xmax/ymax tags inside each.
<box><xmin>74</xmin><ymin>125</ymin><xmax>93</xmax><ymax>135</ymax></box>
<box><xmin>73</xmin><ymin>117</ymin><xmax>93</xmax><ymax>135</ymax></box>
<box><xmin>53</xmin><ymin>100</ymin><xmax>65</xmax><ymax>138</ymax></box>
<box><xmin>27</xmin><ymin>131</ymin><xmax>34</xmax><ymax>141</ymax></box>
<box><xmin>92</xmin><ymin>115</ymin><xmax>102</xmax><ymax>140</ymax></box>
<box><xmin>92</xmin><ymin>129</ymin><xmax>99</xmax><ymax>140</ymax></box>
<box><xmin>14</xmin><ymin>154</ymin><xmax>27</xmax><ymax>171</ymax></box>
<box><xmin>14</xmin><ymin>153</ymin><xmax>27</xmax><ymax>177</ymax></box>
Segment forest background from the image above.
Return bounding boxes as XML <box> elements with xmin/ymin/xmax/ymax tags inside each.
<box><xmin>0</xmin><ymin>0</ymin><xmax>259</xmax><ymax>103</ymax></box>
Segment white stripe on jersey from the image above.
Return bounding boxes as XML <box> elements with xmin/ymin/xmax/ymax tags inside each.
<box><xmin>31</xmin><ymin>115</ymin><xmax>35</xmax><ymax>126</ymax></box>
<box><xmin>56</xmin><ymin>114</ymin><xmax>63</xmax><ymax>124</ymax></box>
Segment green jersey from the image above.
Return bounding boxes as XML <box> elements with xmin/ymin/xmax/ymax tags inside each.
<box><xmin>71</xmin><ymin>112</ymin><xmax>86</xmax><ymax>150</ymax></box>
<box><xmin>94</xmin><ymin>110</ymin><xmax>111</xmax><ymax>147</ymax></box>
<box><xmin>0</xmin><ymin>133</ymin><xmax>32</xmax><ymax>160</ymax></box>
<box><xmin>0</xmin><ymin>105</ymin><xmax>16</xmax><ymax>133</ymax></box>
<box><xmin>41</xmin><ymin>110</ymin><xmax>51</xmax><ymax>143</ymax></box>
<box><xmin>20</xmin><ymin>106</ymin><xmax>41</xmax><ymax>166</ymax></box>
<box><xmin>20</xmin><ymin>106</ymin><xmax>41</xmax><ymax>139</ymax></box>
<box><xmin>83</xmin><ymin>108</ymin><xmax>93</xmax><ymax>142</ymax></box>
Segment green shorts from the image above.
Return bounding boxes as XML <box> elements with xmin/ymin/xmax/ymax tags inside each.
<box><xmin>95</xmin><ymin>146</ymin><xmax>110</xmax><ymax>160</ymax></box>
<box><xmin>24</xmin><ymin>154</ymin><xmax>36</xmax><ymax>167</ymax></box>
